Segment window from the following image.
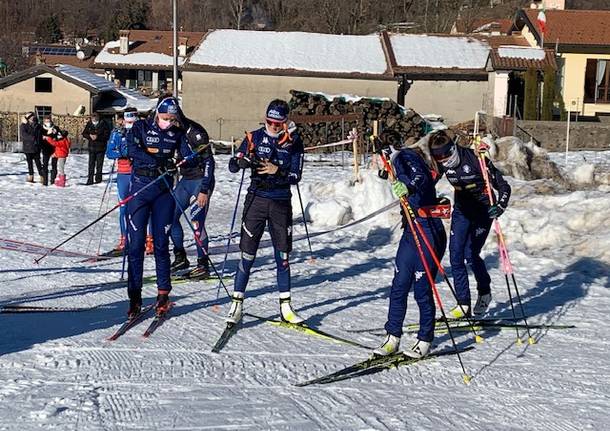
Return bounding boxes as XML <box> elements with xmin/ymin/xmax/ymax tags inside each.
<box><xmin>34</xmin><ymin>77</ymin><xmax>52</xmax><ymax>93</ymax></box>
<box><xmin>584</xmin><ymin>59</ymin><xmax>610</xmax><ymax>103</ymax></box>
<box><xmin>35</xmin><ymin>106</ymin><xmax>52</xmax><ymax>119</ymax></box>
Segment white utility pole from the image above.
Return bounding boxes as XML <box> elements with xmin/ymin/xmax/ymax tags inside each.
<box><xmin>172</xmin><ymin>0</ymin><xmax>178</xmax><ymax>98</ymax></box>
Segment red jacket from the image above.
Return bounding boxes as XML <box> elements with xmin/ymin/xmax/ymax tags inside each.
<box><xmin>44</xmin><ymin>135</ymin><xmax>71</xmax><ymax>158</ymax></box>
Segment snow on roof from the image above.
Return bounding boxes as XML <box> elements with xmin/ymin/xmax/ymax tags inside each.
<box><xmin>56</xmin><ymin>64</ymin><xmax>156</xmax><ymax>111</ymax></box>
<box><xmin>497</xmin><ymin>46</ymin><xmax>546</xmax><ymax>60</ymax></box>
<box><xmin>94</xmin><ymin>40</ymin><xmax>184</xmax><ymax>67</ymax></box>
<box><xmin>188</xmin><ymin>30</ymin><xmax>388</xmax><ymax>75</ymax></box>
<box><xmin>389</xmin><ymin>34</ymin><xmax>490</xmax><ymax>69</ymax></box>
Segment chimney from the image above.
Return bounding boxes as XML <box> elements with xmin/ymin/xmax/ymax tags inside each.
<box><xmin>119</xmin><ymin>30</ymin><xmax>130</xmax><ymax>55</ymax></box>
<box><xmin>178</xmin><ymin>36</ymin><xmax>189</xmax><ymax>57</ymax></box>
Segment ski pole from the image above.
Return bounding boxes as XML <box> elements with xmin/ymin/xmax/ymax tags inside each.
<box><xmin>160</xmin><ymin>175</ymin><xmax>231</xmax><ymax>299</ymax></box>
<box><xmin>215</xmin><ymin>169</ymin><xmax>245</xmax><ymax>302</ymax></box>
<box><xmin>35</xmin><ymin>150</ymin><xmax>204</xmax><ymax>265</ymax></box>
<box><xmin>379</xmin><ymin>152</ymin><xmax>472</xmax><ymax>383</ymax></box>
<box><xmin>474</xmin><ymin>136</ymin><xmax>534</xmax><ymax>345</ymax></box>
<box><xmin>295</xmin><ymin>182</ymin><xmax>315</xmax><ymax>262</ymax></box>
<box><xmin>94</xmin><ymin>162</ymin><xmax>117</xmax><ymax>256</ymax></box>
<box><xmin>86</xmin><ymin>160</ymin><xmax>115</xmax><ymax>254</ymax></box>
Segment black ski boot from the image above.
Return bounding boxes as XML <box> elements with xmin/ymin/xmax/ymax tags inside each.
<box><xmin>188</xmin><ymin>257</ymin><xmax>210</xmax><ymax>279</ymax></box>
<box><xmin>127</xmin><ymin>292</ymin><xmax>142</xmax><ymax>319</ymax></box>
<box><xmin>155</xmin><ymin>292</ymin><xmax>171</xmax><ymax>316</ymax></box>
<box><xmin>170</xmin><ymin>249</ymin><xmax>190</xmax><ymax>272</ymax></box>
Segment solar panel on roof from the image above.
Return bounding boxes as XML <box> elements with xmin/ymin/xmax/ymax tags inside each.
<box><xmin>27</xmin><ymin>46</ymin><xmax>78</xmax><ymax>56</ymax></box>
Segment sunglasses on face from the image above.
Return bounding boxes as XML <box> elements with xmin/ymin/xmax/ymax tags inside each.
<box><xmin>266</xmin><ymin>119</ymin><xmax>285</xmax><ymax>128</ymax></box>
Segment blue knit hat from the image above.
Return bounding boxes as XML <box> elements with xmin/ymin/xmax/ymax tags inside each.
<box><xmin>265</xmin><ymin>99</ymin><xmax>289</xmax><ymax>123</ymax></box>
<box><xmin>157</xmin><ymin>97</ymin><xmax>180</xmax><ymax>115</ymax></box>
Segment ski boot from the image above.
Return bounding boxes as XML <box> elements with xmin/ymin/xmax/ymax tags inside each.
<box><xmin>54</xmin><ymin>174</ymin><xmax>66</xmax><ymax>187</ymax></box>
<box><xmin>145</xmin><ymin>235</ymin><xmax>154</xmax><ymax>255</ymax></box>
<box><xmin>226</xmin><ymin>292</ymin><xmax>244</xmax><ymax>324</ymax></box>
<box><xmin>127</xmin><ymin>292</ymin><xmax>142</xmax><ymax>320</ymax></box>
<box><xmin>114</xmin><ymin>235</ymin><xmax>126</xmax><ymax>252</ymax></box>
<box><xmin>448</xmin><ymin>304</ymin><xmax>471</xmax><ymax>319</ymax></box>
<box><xmin>170</xmin><ymin>248</ymin><xmax>189</xmax><ymax>271</ymax></box>
<box><xmin>404</xmin><ymin>339</ymin><xmax>431</xmax><ymax>359</ymax></box>
<box><xmin>188</xmin><ymin>257</ymin><xmax>210</xmax><ymax>279</ymax></box>
<box><xmin>26</xmin><ymin>175</ymin><xmax>34</xmax><ymax>183</ymax></box>
<box><xmin>279</xmin><ymin>294</ymin><xmax>305</xmax><ymax>324</ymax></box>
<box><xmin>373</xmin><ymin>334</ymin><xmax>401</xmax><ymax>356</ymax></box>
<box><xmin>155</xmin><ymin>291</ymin><xmax>171</xmax><ymax>316</ymax></box>
<box><xmin>473</xmin><ymin>293</ymin><xmax>492</xmax><ymax>315</ymax></box>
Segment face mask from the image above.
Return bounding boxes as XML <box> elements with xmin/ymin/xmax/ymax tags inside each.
<box><xmin>441</xmin><ymin>146</ymin><xmax>460</xmax><ymax>169</ymax></box>
<box><xmin>43</xmin><ymin>122</ymin><xmax>51</xmax><ymax>128</ymax></box>
<box><xmin>265</xmin><ymin>124</ymin><xmax>282</xmax><ymax>138</ymax></box>
<box><xmin>92</xmin><ymin>120</ymin><xmax>99</xmax><ymax>126</ymax></box>
<box><xmin>157</xmin><ymin>118</ymin><xmax>172</xmax><ymax>130</ymax></box>
<box><xmin>125</xmin><ymin>122</ymin><xmax>134</xmax><ymax>130</ymax></box>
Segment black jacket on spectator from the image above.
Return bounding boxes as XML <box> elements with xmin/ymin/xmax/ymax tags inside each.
<box><xmin>20</xmin><ymin>121</ymin><xmax>42</xmax><ymax>154</ymax></box>
<box><xmin>82</xmin><ymin>120</ymin><xmax>110</xmax><ymax>153</ymax></box>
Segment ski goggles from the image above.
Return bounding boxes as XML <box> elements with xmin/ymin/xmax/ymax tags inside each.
<box><xmin>430</xmin><ymin>140</ymin><xmax>456</xmax><ymax>163</ymax></box>
<box><xmin>124</xmin><ymin>111</ymin><xmax>138</xmax><ymax>122</ymax></box>
<box><xmin>266</xmin><ymin>119</ymin><xmax>285</xmax><ymax>127</ymax></box>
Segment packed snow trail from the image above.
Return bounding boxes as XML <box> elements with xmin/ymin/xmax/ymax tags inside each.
<box><xmin>0</xmin><ymin>153</ymin><xmax>609</xmax><ymax>430</ymax></box>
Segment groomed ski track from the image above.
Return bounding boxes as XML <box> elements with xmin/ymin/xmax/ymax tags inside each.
<box><xmin>1</xmin><ymin>153</ymin><xmax>609</xmax><ymax>430</ymax></box>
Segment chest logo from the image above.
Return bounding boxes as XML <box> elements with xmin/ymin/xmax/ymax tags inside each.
<box><xmin>463</xmin><ymin>165</ymin><xmax>471</xmax><ymax>174</ymax></box>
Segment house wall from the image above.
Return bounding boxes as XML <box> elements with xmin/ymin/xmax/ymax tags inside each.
<box><xmin>561</xmin><ymin>53</ymin><xmax>610</xmax><ymax>116</ymax></box>
<box><xmin>181</xmin><ymin>71</ymin><xmax>397</xmax><ymax>140</ymax></box>
<box><xmin>404</xmin><ymin>80</ymin><xmax>488</xmax><ymax>125</ymax></box>
<box><xmin>487</xmin><ymin>71</ymin><xmax>510</xmax><ymax>117</ymax></box>
<box><xmin>0</xmin><ymin>73</ymin><xmax>91</xmax><ymax>115</ymax></box>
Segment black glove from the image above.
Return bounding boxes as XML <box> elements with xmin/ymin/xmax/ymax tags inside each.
<box><xmin>237</xmin><ymin>154</ymin><xmax>261</xmax><ymax>170</ymax></box>
<box><xmin>488</xmin><ymin>204</ymin><xmax>505</xmax><ymax>219</ymax></box>
<box><xmin>378</xmin><ymin>169</ymin><xmax>388</xmax><ymax>180</ymax></box>
<box><xmin>160</xmin><ymin>158</ymin><xmax>177</xmax><ymax>175</ymax></box>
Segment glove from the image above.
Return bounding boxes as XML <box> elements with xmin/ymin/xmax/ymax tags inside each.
<box><xmin>237</xmin><ymin>155</ymin><xmax>253</xmax><ymax>170</ymax></box>
<box><xmin>391</xmin><ymin>180</ymin><xmax>409</xmax><ymax>199</ymax></box>
<box><xmin>488</xmin><ymin>204</ymin><xmax>505</xmax><ymax>219</ymax></box>
<box><xmin>378</xmin><ymin>169</ymin><xmax>388</xmax><ymax>180</ymax></box>
<box><xmin>160</xmin><ymin>158</ymin><xmax>177</xmax><ymax>174</ymax></box>
<box><xmin>476</xmin><ymin>137</ymin><xmax>492</xmax><ymax>154</ymax></box>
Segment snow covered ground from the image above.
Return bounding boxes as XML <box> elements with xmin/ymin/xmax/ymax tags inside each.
<box><xmin>1</xmin><ymin>152</ymin><xmax>609</xmax><ymax>430</ymax></box>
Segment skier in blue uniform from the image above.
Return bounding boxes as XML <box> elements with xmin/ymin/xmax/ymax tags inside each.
<box><xmin>225</xmin><ymin>99</ymin><xmax>305</xmax><ymax>325</ymax></box>
<box><xmin>374</xmin><ymin>130</ymin><xmax>448</xmax><ymax>359</ymax></box>
<box><xmin>428</xmin><ymin>130</ymin><xmax>511</xmax><ymax>317</ymax></box>
<box><xmin>169</xmin><ymin>110</ymin><xmax>215</xmax><ymax>278</ymax></box>
<box><xmin>126</xmin><ymin>97</ymin><xmax>196</xmax><ymax>317</ymax></box>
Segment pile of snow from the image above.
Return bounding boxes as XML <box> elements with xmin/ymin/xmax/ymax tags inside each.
<box><xmin>294</xmin><ymin>170</ymin><xmax>396</xmax><ymax>227</ymax></box>
<box><xmin>571</xmin><ymin>163</ymin><xmax>596</xmax><ymax>185</ymax></box>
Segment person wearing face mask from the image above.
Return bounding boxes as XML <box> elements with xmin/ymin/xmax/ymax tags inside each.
<box><xmin>82</xmin><ymin>112</ymin><xmax>111</xmax><ymax>185</ymax></box>
<box><xmin>225</xmin><ymin>99</ymin><xmax>305</xmax><ymax>326</ymax></box>
<box><xmin>20</xmin><ymin>112</ymin><xmax>43</xmax><ymax>183</ymax></box>
<box><xmin>428</xmin><ymin>130</ymin><xmax>511</xmax><ymax>318</ymax></box>
<box><xmin>125</xmin><ymin>97</ymin><xmax>196</xmax><ymax>318</ymax></box>
<box><xmin>40</xmin><ymin>115</ymin><xmax>57</xmax><ymax>186</ymax></box>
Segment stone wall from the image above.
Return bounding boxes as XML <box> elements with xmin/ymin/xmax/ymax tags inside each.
<box><xmin>515</xmin><ymin>120</ymin><xmax>610</xmax><ymax>152</ymax></box>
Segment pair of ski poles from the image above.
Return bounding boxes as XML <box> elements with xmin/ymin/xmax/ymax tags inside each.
<box><xmin>34</xmin><ymin>148</ymin><xmax>208</xmax><ymax>265</ymax></box>
<box><xmin>473</xmin><ymin>136</ymin><xmax>534</xmax><ymax>346</ymax></box>
<box><xmin>378</xmin><ymin>150</ymin><xmax>476</xmax><ymax>384</ymax></box>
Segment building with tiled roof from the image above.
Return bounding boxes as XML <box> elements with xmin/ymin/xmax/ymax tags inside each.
<box><xmin>93</xmin><ymin>30</ymin><xmax>205</xmax><ymax>96</ymax></box>
<box><xmin>515</xmin><ymin>8</ymin><xmax>610</xmax><ymax>117</ymax></box>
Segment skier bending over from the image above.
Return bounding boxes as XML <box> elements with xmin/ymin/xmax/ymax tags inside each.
<box><xmin>374</xmin><ymin>130</ymin><xmax>448</xmax><ymax>359</ymax></box>
<box><xmin>169</xmin><ymin>109</ymin><xmax>215</xmax><ymax>279</ymax></box>
<box><xmin>428</xmin><ymin>130</ymin><xmax>511</xmax><ymax>317</ymax></box>
<box><xmin>125</xmin><ymin>97</ymin><xmax>196</xmax><ymax>317</ymax></box>
<box><xmin>225</xmin><ymin>99</ymin><xmax>305</xmax><ymax>325</ymax></box>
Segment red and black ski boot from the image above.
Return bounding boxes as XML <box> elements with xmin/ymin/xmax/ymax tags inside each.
<box><xmin>155</xmin><ymin>291</ymin><xmax>172</xmax><ymax>316</ymax></box>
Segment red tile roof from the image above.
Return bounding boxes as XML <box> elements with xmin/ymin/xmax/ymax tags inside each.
<box><xmin>455</xmin><ymin>18</ymin><xmax>514</xmax><ymax>34</ymax></box>
<box><xmin>489</xmin><ymin>47</ymin><xmax>557</xmax><ymax>71</ymax></box>
<box><xmin>523</xmin><ymin>9</ymin><xmax>610</xmax><ymax>46</ymax></box>
<box><xmin>107</xmin><ymin>30</ymin><xmax>205</xmax><ymax>56</ymax></box>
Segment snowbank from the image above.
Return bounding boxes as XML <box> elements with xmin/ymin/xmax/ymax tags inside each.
<box><xmin>294</xmin><ymin>170</ymin><xmax>396</xmax><ymax>227</ymax></box>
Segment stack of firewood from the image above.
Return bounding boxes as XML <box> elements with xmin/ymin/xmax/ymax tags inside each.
<box><xmin>288</xmin><ymin>90</ymin><xmax>425</xmax><ymax>147</ymax></box>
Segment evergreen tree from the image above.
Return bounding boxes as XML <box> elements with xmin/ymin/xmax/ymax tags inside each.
<box><xmin>35</xmin><ymin>15</ymin><xmax>62</xmax><ymax>43</ymax></box>
<box><xmin>524</xmin><ymin>68</ymin><xmax>538</xmax><ymax>121</ymax></box>
<box><xmin>541</xmin><ymin>65</ymin><xmax>556</xmax><ymax>121</ymax></box>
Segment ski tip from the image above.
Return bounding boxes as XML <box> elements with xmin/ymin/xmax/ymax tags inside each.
<box><xmin>463</xmin><ymin>374</ymin><xmax>472</xmax><ymax>384</ymax></box>
<box><xmin>475</xmin><ymin>335</ymin><xmax>484</xmax><ymax>344</ymax></box>
<box><xmin>516</xmin><ymin>338</ymin><xmax>524</xmax><ymax>346</ymax></box>
<box><xmin>211</xmin><ymin>304</ymin><xmax>221</xmax><ymax>313</ymax></box>
<box><xmin>528</xmin><ymin>337</ymin><xmax>536</xmax><ymax>345</ymax></box>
